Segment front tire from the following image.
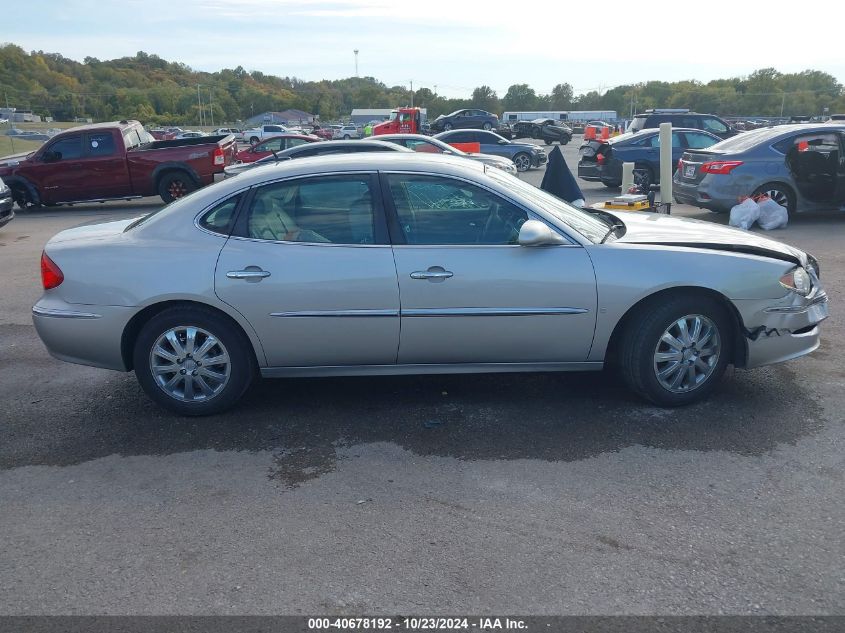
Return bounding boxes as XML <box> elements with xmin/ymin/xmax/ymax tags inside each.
<box><xmin>618</xmin><ymin>295</ymin><xmax>732</xmax><ymax>406</ymax></box>
<box><xmin>444</xmin><ymin>122</ymin><xmax>454</xmax><ymax>131</ymax></box>
<box><xmin>513</xmin><ymin>152</ymin><xmax>532</xmax><ymax>172</ymax></box>
<box><xmin>482</xmin><ymin>122</ymin><xmax>493</xmax><ymax>131</ymax></box>
<box><xmin>133</xmin><ymin>306</ymin><xmax>256</xmax><ymax>416</ymax></box>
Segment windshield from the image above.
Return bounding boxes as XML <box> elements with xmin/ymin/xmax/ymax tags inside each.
<box><xmin>484</xmin><ymin>167</ymin><xmax>614</xmax><ymax>243</ymax></box>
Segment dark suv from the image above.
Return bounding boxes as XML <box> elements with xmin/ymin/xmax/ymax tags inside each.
<box><xmin>629</xmin><ymin>110</ymin><xmax>738</xmax><ymax>139</ymax></box>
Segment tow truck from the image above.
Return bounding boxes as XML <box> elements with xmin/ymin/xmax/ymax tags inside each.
<box><xmin>372</xmin><ymin>107</ymin><xmax>425</xmax><ymax>136</ymax></box>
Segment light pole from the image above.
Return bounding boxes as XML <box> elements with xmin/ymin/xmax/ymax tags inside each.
<box><xmin>410</xmin><ymin>80</ymin><xmax>414</xmax><ymax>107</ymax></box>
<box><xmin>354</xmin><ymin>49</ymin><xmax>359</xmax><ymax>77</ymax></box>
<box><xmin>197</xmin><ymin>84</ymin><xmax>204</xmax><ymax>127</ymax></box>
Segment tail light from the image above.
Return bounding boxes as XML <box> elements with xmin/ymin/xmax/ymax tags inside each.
<box><xmin>41</xmin><ymin>251</ymin><xmax>64</xmax><ymax>289</ymax></box>
<box><xmin>677</xmin><ymin>158</ymin><xmax>684</xmax><ymax>171</ymax></box>
<box><xmin>700</xmin><ymin>160</ymin><xmax>743</xmax><ymax>175</ymax></box>
<box><xmin>212</xmin><ymin>146</ymin><xmax>225</xmax><ymax>166</ymax></box>
<box><xmin>596</xmin><ymin>153</ymin><xmax>605</xmax><ymax>164</ymax></box>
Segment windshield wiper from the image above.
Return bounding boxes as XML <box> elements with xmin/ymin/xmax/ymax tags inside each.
<box><xmin>599</xmin><ymin>222</ymin><xmax>625</xmax><ymax>244</ymax></box>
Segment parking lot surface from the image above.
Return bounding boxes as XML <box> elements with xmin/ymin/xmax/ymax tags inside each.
<box><xmin>1</xmin><ymin>140</ymin><xmax>843</xmax><ymax>614</ymax></box>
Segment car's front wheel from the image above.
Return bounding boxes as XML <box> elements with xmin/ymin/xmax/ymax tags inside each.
<box><xmin>618</xmin><ymin>295</ymin><xmax>732</xmax><ymax>406</ymax></box>
<box><xmin>444</xmin><ymin>122</ymin><xmax>453</xmax><ymax>131</ymax></box>
<box><xmin>133</xmin><ymin>306</ymin><xmax>256</xmax><ymax>416</ymax></box>
<box><xmin>513</xmin><ymin>152</ymin><xmax>532</xmax><ymax>172</ymax></box>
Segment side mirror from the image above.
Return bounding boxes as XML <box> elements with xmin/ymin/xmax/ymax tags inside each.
<box><xmin>518</xmin><ymin>220</ymin><xmax>567</xmax><ymax>247</ymax></box>
<box><xmin>498</xmin><ymin>139</ymin><xmax>508</xmax><ymax>145</ymax></box>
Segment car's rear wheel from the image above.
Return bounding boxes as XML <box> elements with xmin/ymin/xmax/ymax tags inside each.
<box><xmin>133</xmin><ymin>307</ymin><xmax>256</xmax><ymax>416</ymax></box>
<box><xmin>752</xmin><ymin>182</ymin><xmax>795</xmax><ymax>215</ymax></box>
<box><xmin>158</xmin><ymin>171</ymin><xmax>197</xmax><ymax>204</ymax></box>
<box><xmin>513</xmin><ymin>153</ymin><xmax>532</xmax><ymax>172</ymax></box>
<box><xmin>343</xmin><ymin>134</ymin><xmax>350</xmax><ymax>140</ymax></box>
<box><xmin>482</xmin><ymin>122</ymin><xmax>492</xmax><ymax>131</ymax></box>
<box><xmin>544</xmin><ymin>138</ymin><xmax>553</xmax><ymax>145</ymax></box>
<box><xmin>618</xmin><ymin>294</ymin><xmax>732</xmax><ymax>406</ymax></box>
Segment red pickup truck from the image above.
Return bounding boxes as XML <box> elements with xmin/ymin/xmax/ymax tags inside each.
<box><xmin>0</xmin><ymin>120</ymin><xmax>238</xmax><ymax>206</ymax></box>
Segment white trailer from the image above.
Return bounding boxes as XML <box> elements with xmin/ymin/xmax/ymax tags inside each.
<box><xmin>502</xmin><ymin>110</ymin><xmax>618</xmax><ymax>123</ymax></box>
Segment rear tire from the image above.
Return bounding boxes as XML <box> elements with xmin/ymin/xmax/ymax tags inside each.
<box><xmin>250</xmin><ymin>136</ymin><xmax>260</xmax><ymax>145</ymax></box>
<box><xmin>482</xmin><ymin>122</ymin><xmax>492</xmax><ymax>131</ymax></box>
<box><xmin>618</xmin><ymin>294</ymin><xmax>732</xmax><ymax>407</ymax></box>
<box><xmin>752</xmin><ymin>182</ymin><xmax>796</xmax><ymax>215</ymax></box>
<box><xmin>158</xmin><ymin>171</ymin><xmax>197</xmax><ymax>204</ymax></box>
<box><xmin>544</xmin><ymin>138</ymin><xmax>553</xmax><ymax>145</ymax></box>
<box><xmin>133</xmin><ymin>306</ymin><xmax>256</xmax><ymax>416</ymax></box>
<box><xmin>343</xmin><ymin>134</ymin><xmax>351</xmax><ymax>140</ymax></box>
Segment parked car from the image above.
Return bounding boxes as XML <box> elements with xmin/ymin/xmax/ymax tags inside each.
<box><xmin>242</xmin><ymin>124</ymin><xmax>289</xmax><ymax>145</ymax></box>
<box><xmin>629</xmin><ymin>110</ymin><xmax>738</xmax><ymax>139</ymax></box>
<box><xmin>430</xmin><ymin>109</ymin><xmax>499</xmax><ymax>132</ymax></box>
<box><xmin>309</xmin><ymin>125</ymin><xmax>334</xmax><ymax>140</ymax></box>
<box><xmin>0</xmin><ymin>120</ymin><xmax>239</xmax><ymax>206</ymax></box>
<box><xmin>223</xmin><ymin>139</ymin><xmax>412</xmax><ymax>177</ymax></box>
<box><xmin>234</xmin><ymin>134</ymin><xmax>320</xmax><ymax>163</ymax></box>
<box><xmin>674</xmin><ymin>124</ymin><xmax>845</xmax><ymax>215</ymax></box>
<box><xmin>375</xmin><ymin>133</ymin><xmax>518</xmax><ymax>175</ymax></box>
<box><xmin>333</xmin><ymin>125</ymin><xmax>361</xmax><ymax>140</ymax></box>
<box><xmin>212</xmin><ymin>128</ymin><xmax>241</xmax><ymax>140</ymax></box>
<box><xmin>0</xmin><ymin>176</ymin><xmax>14</xmax><ymax>228</ymax></box>
<box><xmin>495</xmin><ymin>122</ymin><xmax>513</xmax><ymax>140</ymax></box>
<box><xmin>434</xmin><ymin>129</ymin><xmax>547</xmax><ymax>172</ymax></box>
<box><xmin>174</xmin><ymin>131</ymin><xmax>205</xmax><ymax>139</ymax></box>
<box><xmin>513</xmin><ymin>119</ymin><xmax>573</xmax><ymax>145</ymax></box>
<box><xmin>578</xmin><ymin>128</ymin><xmax>721</xmax><ymax>188</ymax></box>
<box><xmin>33</xmin><ymin>152</ymin><xmax>828</xmax><ymax>415</ymax></box>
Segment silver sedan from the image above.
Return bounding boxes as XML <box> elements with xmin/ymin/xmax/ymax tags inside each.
<box><xmin>33</xmin><ymin>154</ymin><xmax>829</xmax><ymax>415</ymax></box>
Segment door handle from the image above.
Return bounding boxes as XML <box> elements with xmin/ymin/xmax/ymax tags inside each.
<box><xmin>410</xmin><ymin>267</ymin><xmax>453</xmax><ymax>281</ymax></box>
<box><xmin>227</xmin><ymin>268</ymin><xmax>271</xmax><ymax>281</ymax></box>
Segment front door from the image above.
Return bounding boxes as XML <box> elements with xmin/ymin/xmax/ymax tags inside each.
<box><xmin>383</xmin><ymin>173</ymin><xmax>597</xmax><ymax>365</ymax></box>
<box><xmin>215</xmin><ymin>173</ymin><xmax>400</xmax><ymax>368</ymax></box>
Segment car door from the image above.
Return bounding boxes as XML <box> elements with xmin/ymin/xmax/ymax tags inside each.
<box><xmin>383</xmin><ymin>172</ymin><xmax>597</xmax><ymax>364</ymax></box>
<box><xmin>25</xmin><ymin>134</ymin><xmax>88</xmax><ymax>204</ymax></box>
<box><xmin>215</xmin><ymin>173</ymin><xmax>400</xmax><ymax>368</ymax></box>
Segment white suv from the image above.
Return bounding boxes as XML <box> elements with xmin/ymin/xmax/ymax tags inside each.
<box><xmin>332</xmin><ymin>125</ymin><xmax>360</xmax><ymax>140</ymax></box>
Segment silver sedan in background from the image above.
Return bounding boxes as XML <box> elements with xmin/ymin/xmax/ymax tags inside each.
<box><xmin>33</xmin><ymin>154</ymin><xmax>828</xmax><ymax>415</ymax></box>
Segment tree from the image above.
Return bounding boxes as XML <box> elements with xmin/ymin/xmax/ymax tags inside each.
<box><xmin>502</xmin><ymin>84</ymin><xmax>538</xmax><ymax>111</ymax></box>
<box><xmin>549</xmin><ymin>83</ymin><xmax>573</xmax><ymax>110</ymax></box>
<box><xmin>470</xmin><ymin>85</ymin><xmax>499</xmax><ymax>113</ymax></box>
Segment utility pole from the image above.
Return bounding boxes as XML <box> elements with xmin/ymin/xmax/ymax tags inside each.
<box><xmin>780</xmin><ymin>92</ymin><xmax>786</xmax><ymax>118</ymax></box>
<box><xmin>410</xmin><ymin>80</ymin><xmax>414</xmax><ymax>107</ymax></box>
<box><xmin>354</xmin><ymin>49</ymin><xmax>359</xmax><ymax>77</ymax></box>
<box><xmin>197</xmin><ymin>84</ymin><xmax>203</xmax><ymax>127</ymax></box>
<box><xmin>208</xmin><ymin>89</ymin><xmax>214</xmax><ymax>127</ymax></box>
<box><xmin>434</xmin><ymin>85</ymin><xmax>438</xmax><ymax>96</ymax></box>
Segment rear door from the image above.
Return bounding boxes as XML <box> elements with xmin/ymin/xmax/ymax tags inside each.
<box><xmin>215</xmin><ymin>173</ymin><xmax>400</xmax><ymax>368</ymax></box>
<box><xmin>383</xmin><ymin>172</ymin><xmax>597</xmax><ymax>364</ymax></box>
<box><xmin>79</xmin><ymin>130</ymin><xmax>131</xmax><ymax>199</ymax></box>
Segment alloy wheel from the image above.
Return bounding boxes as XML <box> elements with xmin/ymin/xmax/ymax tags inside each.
<box><xmin>150</xmin><ymin>326</ymin><xmax>231</xmax><ymax>402</ymax></box>
<box><xmin>653</xmin><ymin>314</ymin><xmax>721</xmax><ymax>393</ymax></box>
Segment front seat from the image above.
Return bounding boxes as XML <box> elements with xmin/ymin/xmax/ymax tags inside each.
<box><xmin>248</xmin><ymin>196</ymin><xmax>299</xmax><ymax>241</ymax></box>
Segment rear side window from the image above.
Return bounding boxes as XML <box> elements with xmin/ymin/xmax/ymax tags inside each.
<box><xmin>87</xmin><ymin>132</ymin><xmax>116</xmax><ymax>156</ymax></box>
<box><xmin>198</xmin><ymin>193</ymin><xmax>243</xmax><ymax>235</ymax></box>
<box><xmin>630</xmin><ymin>116</ymin><xmax>649</xmax><ymax>131</ymax></box>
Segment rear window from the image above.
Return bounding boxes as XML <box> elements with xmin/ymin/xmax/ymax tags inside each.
<box><xmin>630</xmin><ymin>116</ymin><xmax>649</xmax><ymax>130</ymax></box>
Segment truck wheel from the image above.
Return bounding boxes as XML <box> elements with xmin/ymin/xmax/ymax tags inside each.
<box><xmin>158</xmin><ymin>172</ymin><xmax>197</xmax><ymax>204</ymax></box>
<box><xmin>343</xmin><ymin>134</ymin><xmax>350</xmax><ymax>140</ymax></box>
<box><xmin>250</xmin><ymin>136</ymin><xmax>260</xmax><ymax>145</ymax></box>
<box><xmin>10</xmin><ymin>184</ymin><xmax>39</xmax><ymax>210</ymax></box>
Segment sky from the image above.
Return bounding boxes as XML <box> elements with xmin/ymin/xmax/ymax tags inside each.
<box><xmin>5</xmin><ymin>0</ymin><xmax>844</xmax><ymax>98</ymax></box>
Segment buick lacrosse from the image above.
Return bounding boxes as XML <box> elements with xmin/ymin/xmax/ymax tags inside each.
<box><xmin>33</xmin><ymin>154</ymin><xmax>828</xmax><ymax>415</ymax></box>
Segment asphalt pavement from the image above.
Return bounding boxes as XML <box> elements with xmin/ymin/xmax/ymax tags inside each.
<box><xmin>1</xmin><ymin>139</ymin><xmax>843</xmax><ymax>615</ymax></box>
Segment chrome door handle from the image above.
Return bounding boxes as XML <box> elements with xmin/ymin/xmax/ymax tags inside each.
<box><xmin>227</xmin><ymin>269</ymin><xmax>271</xmax><ymax>280</ymax></box>
<box><xmin>410</xmin><ymin>269</ymin><xmax>453</xmax><ymax>280</ymax></box>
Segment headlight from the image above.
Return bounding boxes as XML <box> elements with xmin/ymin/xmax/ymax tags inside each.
<box><xmin>779</xmin><ymin>267</ymin><xmax>812</xmax><ymax>296</ymax></box>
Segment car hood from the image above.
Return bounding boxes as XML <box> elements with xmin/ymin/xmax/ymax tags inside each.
<box><xmin>611</xmin><ymin>211</ymin><xmax>806</xmax><ymax>266</ymax></box>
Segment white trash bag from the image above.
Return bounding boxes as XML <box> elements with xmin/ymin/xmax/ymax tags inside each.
<box><xmin>729</xmin><ymin>198</ymin><xmax>760</xmax><ymax>230</ymax></box>
<box><xmin>757</xmin><ymin>196</ymin><xmax>789</xmax><ymax>230</ymax></box>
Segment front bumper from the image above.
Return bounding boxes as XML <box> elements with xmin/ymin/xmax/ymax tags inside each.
<box><xmin>531</xmin><ymin>152</ymin><xmax>548</xmax><ymax>168</ymax></box>
<box><xmin>32</xmin><ymin>298</ymin><xmax>134</xmax><ymax>371</ymax></box>
<box><xmin>734</xmin><ymin>287</ymin><xmax>829</xmax><ymax>369</ymax></box>
<box><xmin>577</xmin><ymin>162</ymin><xmax>604</xmax><ymax>181</ymax></box>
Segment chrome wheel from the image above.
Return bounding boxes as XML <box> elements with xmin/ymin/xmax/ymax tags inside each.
<box><xmin>150</xmin><ymin>326</ymin><xmax>231</xmax><ymax>403</ymax></box>
<box><xmin>653</xmin><ymin>314</ymin><xmax>721</xmax><ymax>394</ymax></box>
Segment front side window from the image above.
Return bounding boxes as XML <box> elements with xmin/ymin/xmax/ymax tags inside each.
<box><xmin>258</xmin><ymin>138</ymin><xmax>284</xmax><ymax>152</ymax></box>
<box><xmin>387</xmin><ymin>174</ymin><xmax>528</xmax><ymax>245</ymax></box>
<box><xmin>286</xmin><ymin>138</ymin><xmax>310</xmax><ymax>149</ymax></box>
<box><xmin>46</xmin><ymin>136</ymin><xmax>83</xmax><ymax>161</ymax></box>
<box><xmin>244</xmin><ymin>176</ymin><xmax>376</xmax><ymax>244</ymax></box>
